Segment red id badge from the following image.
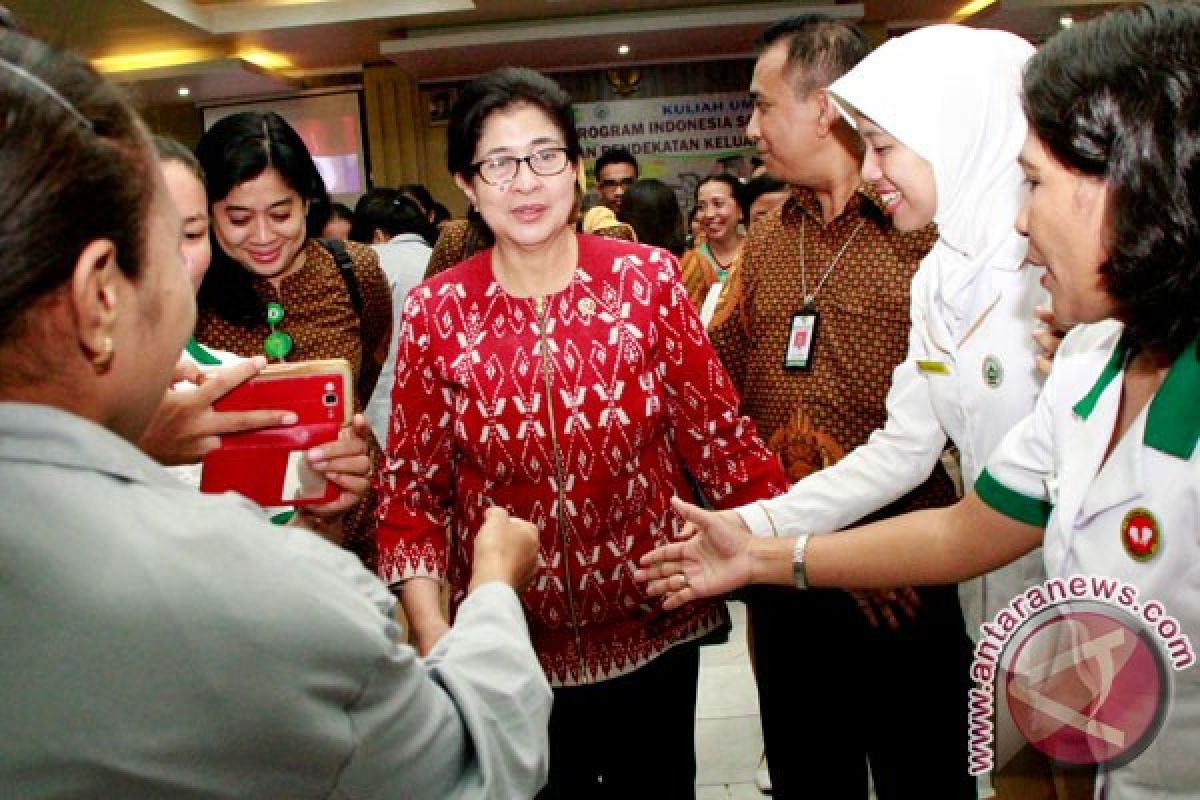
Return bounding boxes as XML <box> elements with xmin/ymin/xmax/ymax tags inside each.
<box><xmin>784</xmin><ymin>308</ymin><xmax>819</xmax><ymax>370</ymax></box>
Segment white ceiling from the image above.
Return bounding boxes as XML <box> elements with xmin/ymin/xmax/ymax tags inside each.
<box><xmin>2</xmin><ymin>0</ymin><xmax>1122</xmax><ymax>103</ymax></box>
<box><xmin>379</xmin><ymin>4</ymin><xmax>861</xmax><ymax>83</ymax></box>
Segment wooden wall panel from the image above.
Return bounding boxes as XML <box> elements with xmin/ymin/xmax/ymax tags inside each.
<box><xmin>363</xmin><ymin>65</ymin><xmax>426</xmax><ymax>189</ymax></box>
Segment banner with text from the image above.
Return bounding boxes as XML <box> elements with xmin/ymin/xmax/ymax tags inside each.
<box><xmin>575</xmin><ymin>91</ymin><xmax>756</xmax><ymax>211</ymax></box>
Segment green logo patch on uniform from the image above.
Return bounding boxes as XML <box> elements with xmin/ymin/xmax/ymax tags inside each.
<box><xmin>982</xmin><ymin>355</ymin><xmax>1004</xmax><ymax>389</ymax></box>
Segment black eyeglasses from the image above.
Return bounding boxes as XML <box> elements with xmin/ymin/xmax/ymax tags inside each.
<box><xmin>598</xmin><ymin>177</ymin><xmax>636</xmax><ymax>190</ymax></box>
<box><xmin>471</xmin><ymin>147</ymin><xmax>571</xmax><ymax>186</ymax></box>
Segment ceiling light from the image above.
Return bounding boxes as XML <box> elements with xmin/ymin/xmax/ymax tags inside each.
<box><xmin>177</xmin><ymin>86</ymin><xmax>191</xmax><ymax>97</ymax></box>
<box><xmin>617</xmin><ymin>44</ymin><xmax>631</xmax><ymax>56</ymax></box>
<box><xmin>950</xmin><ymin>0</ymin><xmax>997</xmax><ymax>22</ymax></box>
<box><xmin>1059</xmin><ymin>13</ymin><xmax>1074</xmax><ymax>28</ymax></box>
<box><xmin>92</xmin><ymin>47</ymin><xmax>217</xmax><ymax>74</ymax></box>
<box><xmin>235</xmin><ymin>49</ymin><xmax>293</xmax><ymax>70</ymax></box>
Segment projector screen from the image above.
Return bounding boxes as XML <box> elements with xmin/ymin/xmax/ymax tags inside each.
<box><xmin>203</xmin><ymin>92</ymin><xmax>366</xmax><ymax>206</ymax></box>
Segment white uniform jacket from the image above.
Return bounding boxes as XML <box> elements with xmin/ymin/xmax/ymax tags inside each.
<box><xmin>739</xmin><ymin>253</ymin><xmax>1048</xmax><ymax>632</ymax></box>
<box><xmin>978</xmin><ymin>320</ymin><xmax>1200</xmax><ymax>799</ymax></box>
<box><xmin>0</xmin><ymin>403</ymin><xmax>551</xmax><ymax>799</ymax></box>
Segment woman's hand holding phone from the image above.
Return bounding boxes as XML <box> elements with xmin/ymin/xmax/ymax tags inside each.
<box><xmin>200</xmin><ymin>359</ymin><xmax>354</xmax><ymax>508</ymax></box>
<box><xmin>293</xmin><ymin>413</ymin><xmax>373</xmax><ymax>531</ymax></box>
<box><xmin>140</xmin><ymin>356</ymin><xmax>297</xmax><ymax>466</ymax></box>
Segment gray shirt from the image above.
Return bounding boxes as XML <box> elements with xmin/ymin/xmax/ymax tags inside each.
<box><xmin>366</xmin><ymin>234</ymin><xmax>432</xmax><ymax>445</ymax></box>
<box><xmin>0</xmin><ymin>403</ymin><xmax>550</xmax><ymax>799</ymax></box>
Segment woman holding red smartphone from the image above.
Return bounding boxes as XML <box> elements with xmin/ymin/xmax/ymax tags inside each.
<box><xmin>190</xmin><ymin>114</ymin><xmax>392</xmax><ymax>564</ymax></box>
<box><xmin>140</xmin><ymin>135</ymin><xmax>374</xmax><ymax>541</ymax></box>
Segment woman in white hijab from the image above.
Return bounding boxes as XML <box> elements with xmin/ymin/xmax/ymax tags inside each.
<box><xmin>827</xmin><ymin>27</ymin><xmax>1048</xmax><ymax>633</ymax></box>
<box><xmin>823</xmin><ymin>27</ymin><xmax>1089</xmax><ymax>796</ymax></box>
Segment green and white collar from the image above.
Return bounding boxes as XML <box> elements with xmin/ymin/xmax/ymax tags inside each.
<box><xmin>1073</xmin><ymin>334</ymin><xmax>1200</xmax><ymax>460</ymax></box>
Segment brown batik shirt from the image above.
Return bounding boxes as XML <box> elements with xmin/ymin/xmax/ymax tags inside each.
<box><xmin>709</xmin><ymin>185</ymin><xmax>958</xmax><ymax>515</ymax></box>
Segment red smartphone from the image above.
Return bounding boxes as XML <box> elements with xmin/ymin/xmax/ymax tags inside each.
<box><xmin>200</xmin><ymin>359</ymin><xmax>354</xmax><ymax>507</ymax></box>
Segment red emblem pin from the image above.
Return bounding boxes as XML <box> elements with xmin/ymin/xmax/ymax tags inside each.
<box><xmin>1121</xmin><ymin>508</ymin><xmax>1160</xmax><ymax>562</ymax></box>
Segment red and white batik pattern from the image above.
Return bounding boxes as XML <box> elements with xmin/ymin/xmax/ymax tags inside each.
<box><xmin>376</xmin><ymin>234</ymin><xmax>786</xmax><ymax>686</ymax></box>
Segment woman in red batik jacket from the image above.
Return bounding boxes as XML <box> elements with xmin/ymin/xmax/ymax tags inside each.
<box><xmin>375</xmin><ymin>67</ymin><xmax>787</xmax><ymax>800</ymax></box>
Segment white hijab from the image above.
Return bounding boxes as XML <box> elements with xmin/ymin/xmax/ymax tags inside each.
<box><xmin>830</xmin><ymin>25</ymin><xmax>1034</xmax><ymax>344</ymax></box>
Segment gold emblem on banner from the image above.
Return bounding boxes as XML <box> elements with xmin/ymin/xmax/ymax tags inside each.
<box><xmin>606</xmin><ymin>68</ymin><xmax>641</xmax><ymax>97</ymax></box>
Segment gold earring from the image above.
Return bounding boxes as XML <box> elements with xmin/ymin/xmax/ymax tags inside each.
<box><xmin>92</xmin><ymin>335</ymin><xmax>114</xmax><ymax>373</ymax></box>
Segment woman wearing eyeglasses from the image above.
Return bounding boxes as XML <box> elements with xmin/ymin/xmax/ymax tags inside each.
<box><xmin>421</xmin><ymin>157</ymin><xmax>636</xmax><ymax>280</ymax></box>
<box><xmin>192</xmin><ymin>112</ymin><xmax>393</xmax><ymax>567</ymax></box>
<box><xmin>376</xmin><ymin>67</ymin><xmax>787</xmax><ymax>800</ymax></box>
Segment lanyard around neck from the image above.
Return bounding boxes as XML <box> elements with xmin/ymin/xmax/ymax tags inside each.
<box><xmin>799</xmin><ymin>214</ymin><xmax>868</xmax><ymax>308</ymax></box>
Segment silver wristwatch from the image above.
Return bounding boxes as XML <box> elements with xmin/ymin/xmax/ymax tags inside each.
<box><xmin>792</xmin><ymin>533</ymin><xmax>812</xmax><ymax>590</ymax></box>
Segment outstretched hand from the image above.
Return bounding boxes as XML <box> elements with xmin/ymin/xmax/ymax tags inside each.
<box><xmin>635</xmin><ymin>496</ymin><xmax>755</xmax><ymax>610</ymax></box>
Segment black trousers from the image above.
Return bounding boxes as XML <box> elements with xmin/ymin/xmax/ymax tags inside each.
<box><xmin>536</xmin><ymin>642</ymin><xmax>700</xmax><ymax>800</ymax></box>
<box><xmin>749</xmin><ymin>585</ymin><xmax>976</xmax><ymax>800</ymax></box>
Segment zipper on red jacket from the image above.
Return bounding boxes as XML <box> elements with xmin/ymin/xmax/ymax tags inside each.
<box><xmin>535</xmin><ymin>294</ymin><xmax>588</xmax><ymax>681</ymax></box>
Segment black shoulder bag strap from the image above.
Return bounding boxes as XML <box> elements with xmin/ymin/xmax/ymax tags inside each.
<box><xmin>319</xmin><ymin>237</ymin><xmax>364</xmax><ymax>319</ymax></box>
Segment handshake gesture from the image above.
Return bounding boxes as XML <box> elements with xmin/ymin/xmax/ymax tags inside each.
<box><xmin>407</xmin><ymin>506</ymin><xmax>541</xmax><ymax>655</ymax></box>
<box><xmin>636</xmin><ymin>498</ymin><xmax>922</xmax><ymax>629</ymax></box>
<box><xmin>470</xmin><ymin>506</ymin><xmax>541</xmax><ymax>593</ymax></box>
<box><xmin>635</xmin><ymin>497</ymin><xmax>759</xmax><ymax>610</ymax></box>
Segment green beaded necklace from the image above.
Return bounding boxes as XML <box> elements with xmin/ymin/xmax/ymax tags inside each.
<box><xmin>263</xmin><ymin>302</ymin><xmax>293</xmax><ymax>360</ymax></box>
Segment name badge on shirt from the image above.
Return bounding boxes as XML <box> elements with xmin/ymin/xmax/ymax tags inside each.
<box><xmin>916</xmin><ymin>359</ymin><xmax>951</xmax><ymax>376</ymax></box>
<box><xmin>784</xmin><ymin>308</ymin><xmax>819</xmax><ymax>370</ymax></box>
